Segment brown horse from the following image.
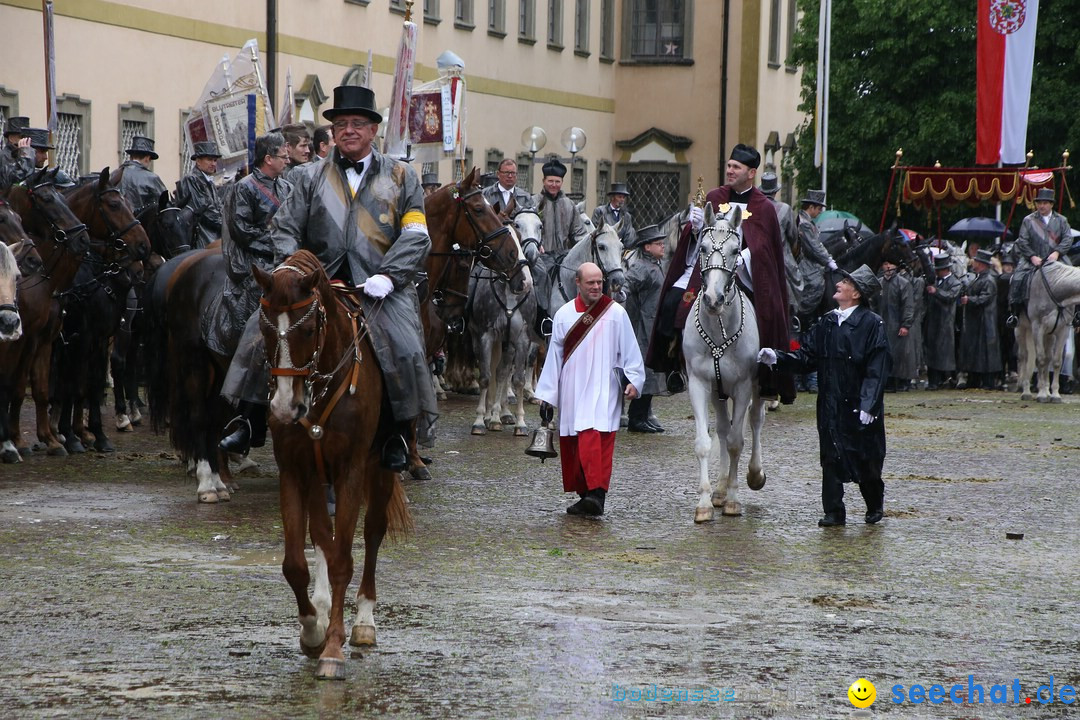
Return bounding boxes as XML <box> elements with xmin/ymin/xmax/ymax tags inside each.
<box><xmin>408</xmin><ymin>167</ymin><xmax>530</xmax><ymax>478</ymax></box>
<box><xmin>0</xmin><ymin>169</ymin><xmax>94</xmax><ymax>459</ymax></box>
<box><xmin>253</xmin><ymin>249</ymin><xmax>410</xmax><ymax>680</ymax></box>
<box><xmin>0</xmin><ymin>200</ymin><xmax>43</xmax><ymax>344</ymax></box>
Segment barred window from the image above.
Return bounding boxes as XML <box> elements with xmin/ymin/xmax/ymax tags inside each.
<box><xmin>425</xmin><ymin>0</ymin><xmax>441</xmax><ymax>24</ymax></box>
<box><xmin>118</xmin><ymin>101</ymin><xmax>154</xmax><ymax>166</ymax></box>
<box><xmin>768</xmin><ymin>0</ymin><xmax>781</xmax><ymax>67</ymax></box>
<box><xmin>519</xmin><ymin>0</ymin><xmax>535</xmax><ymax>41</ymax></box>
<box><xmin>55</xmin><ymin>94</ymin><xmax>91</xmax><ymax>178</ymax></box>
<box><xmin>0</xmin><ymin>87</ymin><xmax>17</xmax><ymax>135</ymax></box>
<box><xmin>548</xmin><ymin>0</ymin><xmax>563</xmax><ymax>48</ymax></box>
<box><xmin>623</xmin><ymin>166</ymin><xmax>685</xmax><ymax>226</ymax></box>
<box><xmin>570</xmin><ymin>156</ymin><xmax>587</xmax><ymax>197</ymax></box>
<box><xmin>596</xmin><ymin>159</ymin><xmax>611</xmax><ymax>206</ymax></box>
<box><xmin>456</xmin><ymin>0</ymin><xmax>474</xmax><ymax>26</ymax></box>
<box><xmin>485</xmin><ymin>147</ymin><xmax>505</xmax><ymax>174</ymax></box>
<box><xmin>452</xmin><ymin>147</ymin><xmax>474</xmax><ymax>181</ymax></box>
<box><xmin>422</xmin><ymin>161</ymin><xmax>439</xmax><ymax>179</ymax></box>
<box><xmin>515</xmin><ymin>152</ymin><xmax>532</xmax><ymax>192</ymax></box>
<box><xmin>574</xmin><ymin>0</ymin><xmax>590</xmax><ymax>54</ymax></box>
<box><xmin>600</xmin><ymin>0</ymin><xmax>614</xmax><ymax>60</ymax></box>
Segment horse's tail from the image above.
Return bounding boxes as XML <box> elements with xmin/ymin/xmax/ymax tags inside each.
<box><xmin>376</xmin><ymin>474</ymin><xmax>413</xmax><ymax>541</ymax></box>
<box><xmin>145</xmin><ymin>269</ymin><xmax>171</xmax><ymax>435</ymax></box>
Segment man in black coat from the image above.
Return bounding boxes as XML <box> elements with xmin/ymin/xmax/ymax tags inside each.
<box><xmin>758</xmin><ymin>264</ymin><xmax>891</xmax><ymax>526</ymax></box>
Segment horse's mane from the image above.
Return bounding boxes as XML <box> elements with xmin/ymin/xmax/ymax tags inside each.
<box><xmin>836</xmin><ymin>229</ymin><xmax>887</xmax><ymax>268</ymax></box>
<box><xmin>283</xmin><ymin>249</ymin><xmax>327</xmax><ymax>280</ymax></box>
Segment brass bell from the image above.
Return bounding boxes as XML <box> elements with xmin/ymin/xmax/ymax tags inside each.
<box><xmin>525</xmin><ymin>424</ymin><xmax>558</xmax><ymax>462</ymax></box>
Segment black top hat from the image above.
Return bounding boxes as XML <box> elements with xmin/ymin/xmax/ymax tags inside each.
<box><xmin>1034</xmin><ymin>187</ymin><xmax>1055</xmax><ymax>203</ymax></box>
<box><xmin>542</xmin><ymin>158</ymin><xmax>566</xmax><ymax>178</ymax></box>
<box><xmin>839</xmin><ymin>264</ymin><xmax>881</xmax><ymax>300</ymax></box>
<box><xmin>1000</xmin><ymin>244</ymin><xmax>1018</xmax><ymax>266</ymax></box>
<box><xmin>480</xmin><ymin>172</ymin><xmax>498</xmax><ymax>188</ymax></box>
<box><xmin>126</xmin><ymin>135</ymin><xmax>159</xmax><ymax>160</ymax></box>
<box><xmin>322</xmin><ymin>85</ymin><xmax>382</xmax><ymax>124</ymax></box>
<box><xmin>3</xmin><ymin>116</ymin><xmax>29</xmax><ymax>136</ymax></box>
<box><xmin>631</xmin><ymin>224</ymin><xmax>666</xmax><ymax>249</ymax></box>
<box><xmin>801</xmin><ymin>189</ymin><xmax>826</xmax><ymax>207</ymax></box>
<box><xmin>421</xmin><ymin>172</ymin><xmax>440</xmax><ymax>187</ymax></box>
<box><xmin>933</xmin><ymin>253</ymin><xmax>952</xmax><ymax>271</ymax></box>
<box><xmin>191</xmin><ymin>141</ymin><xmax>222</xmax><ymax>159</ymax></box>
<box><xmin>729</xmin><ymin>143</ymin><xmax>760</xmax><ymax>169</ymax></box>
<box><xmin>759</xmin><ymin>172</ymin><xmax>780</xmax><ymax>195</ymax></box>
<box><xmin>607</xmin><ymin>182</ymin><xmax>631</xmax><ymax>197</ymax></box>
<box><xmin>25</xmin><ymin>128</ymin><xmax>53</xmax><ymax>150</ymax></box>
<box><xmin>973</xmin><ymin>248</ymin><xmax>995</xmax><ymax>266</ymax></box>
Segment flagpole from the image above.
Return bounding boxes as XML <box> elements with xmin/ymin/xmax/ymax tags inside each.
<box><xmin>42</xmin><ymin>0</ymin><xmax>57</xmax><ymax>161</ymax></box>
<box><xmin>266</xmin><ymin>0</ymin><xmax>277</xmax><ymax>116</ymax></box>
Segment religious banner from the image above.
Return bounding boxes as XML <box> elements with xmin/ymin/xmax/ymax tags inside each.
<box><xmin>184</xmin><ymin>39</ymin><xmax>274</xmax><ymax>176</ymax></box>
<box><xmin>407</xmin><ymin>74</ymin><xmax>465</xmax><ymax>163</ymax></box>
<box><xmin>383</xmin><ymin>13</ymin><xmax>418</xmax><ymax>159</ymax></box>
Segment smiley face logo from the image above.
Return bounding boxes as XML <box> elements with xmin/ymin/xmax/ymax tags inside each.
<box><xmin>848</xmin><ymin>678</ymin><xmax>876</xmax><ymax>708</ymax></box>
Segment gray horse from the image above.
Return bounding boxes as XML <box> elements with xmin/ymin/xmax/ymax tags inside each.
<box><xmin>1015</xmin><ymin>261</ymin><xmax>1080</xmax><ymax>402</ymax></box>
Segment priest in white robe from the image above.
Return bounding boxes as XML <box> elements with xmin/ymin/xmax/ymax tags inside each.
<box><xmin>535</xmin><ymin>262</ymin><xmax>645</xmax><ymax>516</ymax></box>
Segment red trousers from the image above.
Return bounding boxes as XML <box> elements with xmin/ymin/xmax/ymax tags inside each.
<box><xmin>559</xmin><ymin>430</ymin><xmax>615</xmax><ymax>494</ymax></box>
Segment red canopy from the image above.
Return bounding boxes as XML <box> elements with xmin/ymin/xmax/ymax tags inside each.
<box><xmin>901</xmin><ymin>166</ymin><xmax>1060</xmax><ymax>210</ymax></box>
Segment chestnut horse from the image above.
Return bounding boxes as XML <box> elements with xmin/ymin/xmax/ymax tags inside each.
<box><xmin>254</xmin><ymin>249</ymin><xmax>411</xmax><ymax>680</ymax></box>
<box><xmin>0</xmin><ymin>169</ymin><xmax>93</xmax><ymax>459</ymax></box>
<box><xmin>0</xmin><ymin>200</ymin><xmax>43</xmax><ymax>342</ymax></box>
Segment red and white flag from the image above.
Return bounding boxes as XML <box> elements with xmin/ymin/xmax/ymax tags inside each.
<box><xmin>976</xmin><ymin>0</ymin><xmax>1039</xmax><ymax>165</ymax></box>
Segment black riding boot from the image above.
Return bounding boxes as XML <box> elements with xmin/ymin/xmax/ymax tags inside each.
<box><xmin>220</xmin><ymin>401</ymin><xmax>267</xmax><ymax>455</ymax></box>
<box><xmin>380</xmin><ymin>421</ymin><xmax>412</xmax><ymax>472</ymax></box>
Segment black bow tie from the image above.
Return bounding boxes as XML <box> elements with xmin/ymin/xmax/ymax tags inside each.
<box><xmin>337</xmin><ymin>154</ymin><xmax>367</xmax><ymax>173</ymax></box>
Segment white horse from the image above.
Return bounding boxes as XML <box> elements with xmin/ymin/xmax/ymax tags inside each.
<box><xmin>468</xmin><ymin>224</ymin><xmax>534</xmax><ymax>435</ymax></box>
<box><xmin>683</xmin><ymin>203</ymin><xmax>766</xmax><ymax>522</ymax></box>
<box><xmin>0</xmin><ymin>241</ymin><xmax>22</xmax><ymax>342</ymax></box>
<box><xmin>547</xmin><ymin>223</ymin><xmax>627</xmax><ymax>311</ymax></box>
<box><xmin>1015</xmin><ymin>261</ymin><xmax>1080</xmax><ymax>402</ymax></box>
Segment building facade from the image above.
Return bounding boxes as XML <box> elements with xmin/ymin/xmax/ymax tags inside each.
<box><xmin>0</xmin><ymin>0</ymin><xmax>806</xmax><ymax>220</ymax></box>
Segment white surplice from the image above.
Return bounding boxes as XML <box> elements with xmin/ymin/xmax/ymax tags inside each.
<box><xmin>535</xmin><ymin>296</ymin><xmax>646</xmax><ymax>436</ymax></box>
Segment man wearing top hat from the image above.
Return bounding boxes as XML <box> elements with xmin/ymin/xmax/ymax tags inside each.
<box><xmin>1</xmin><ymin>116</ymin><xmax>35</xmax><ymax>191</ymax></box>
<box><xmin>758</xmin><ymin>265</ymin><xmax>891</xmax><ymax>527</ymax></box>
<box><xmin>957</xmin><ymin>248</ymin><xmax>1001</xmax><ymax>390</ymax></box>
<box><xmin>24</xmin><ymin>128</ymin><xmax>75</xmax><ymax>187</ymax></box>
<box><xmin>1007</xmin><ymin>187</ymin><xmax>1072</xmax><ymax>328</ymax></box>
<box><xmin>591</xmin><ymin>182</ymin><xmax>637</xmax><ymax>248</ymax></box>
<box><xmin>421</xmin><ymin>172</ymin><xmax>441</xmax><ymax>197</ymax></box>
<box><xmin>117</xmin><ymin>135</ymin><xmax>168</xmax><ymax>217</ymax></box>
<box><xmin>647</xmin><ymin>143</ymin><xmax>795</xmax><ymax>404</ymax></box>
<box><xmin>264</xmin><ymin>84</ymin><xmax>435</xmax><ymax>472</ymax></box>
<box><xmin>924</xmin><ymin>252</ymin><xmax>963</xmax><ymax>389</ymax></box>
<box><xmin>624</xmin><ymin>224</ymin><xmax>667</xmax><ymax>433</ymax></box>
<box><xmin>482</xmin><ymin>158</ymin><xmax>532</xmax><ymax>214</ymax></box>
<box><xmin>174</xmin><ymin>141</ymin><xmax>224</xmax><ymax>249</ymax></box>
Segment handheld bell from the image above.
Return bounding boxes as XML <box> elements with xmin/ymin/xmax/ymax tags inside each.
<box><xmin>525</xmin><ymin>425</ymin><xmax>558</xmax><ymax>462</ymax></box>
<box><xmin>525</xmin><ymin>401</ymin><xmax>557</xmax><ymax>462</ymax></box>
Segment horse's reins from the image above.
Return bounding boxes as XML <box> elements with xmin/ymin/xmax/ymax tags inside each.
<box><xmin>693</xmin><ymin>224</ymin><xmax>747</xmax><ymax>396</ymax></box>
<box><xmin>261</xmin><ymin>264</ymin><xmax>371</xmax><ymax>487</ymax></box>
<box><xmin>554</xmin><ymin>228</ymin><xmax>615</xmax><ymax>303</ymax></box>
<box><xmin>14</xmin><ymin>180</ymin><xmax>91</xmax><ymax>292</ymax></box>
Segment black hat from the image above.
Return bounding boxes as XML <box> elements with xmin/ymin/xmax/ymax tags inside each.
<box><xmin>607</xmin><ymin>182</ymin><xmax>631</xmax><ymax>197</ymax></box>
<box><xmin>1034</xmin><ymin>187</ymin><xmax>1055</xmax><ymax>203</ymax></box>
<box><xmin>933</xmin><ymin>253</ymin><xmax>952</xmax><ymax>271</ymax></box>
<box><xmin>480</xmin><ymin>172</ymin><xmax>498</xmax><ymax>188</ymax></box>
<box><xmin>126</xmin><ymin>135</ymin><xmax>159</xmax><ymax>160</ymax></box>
<box><xmin>801</xmin><ymin>189</ymin><xmax>826</xmax><ymax>207</ymax></box>
<box><xmin>973</xmin><ymin>248</ymin><xmax>995</xmax><ymax>266</ymax></box>
<box><xmin>839</xmin><ymin>264</ymin><xmax>881</xmax><ymax>299</ymax></box>
<box><xmin>631</xmin><ymin>224</ymin><xmax>666</xmax><ymax>249</ymax></box>
<box><xmin>759</xmin><ymin>172</ymin><xmax>780</xmax><ymax>196</ymax></box>
<box><xmin>3</xmin><ymin>116</ymin><xmax>29</xmax><ymax>136</ymax></box>
<box><xmin>1000</xmin><ymin>244</ymin><xmax>1018</xmax><ymax>266</ymax></box>
<box><xmin>542</xmin><ymin>158</ymin><xmax>566</xmax><ymax>178</ymax></box>
<box><xmin>421</xmin><ymin>172</ymin><xmax>440</xmax><ymax>187</ymax></box>
<box><xmin>25</xmin><ymin>128</ymin><xmax>53</xmax><ymax>150</ymax></box>
<box><xmin>322</xmin><ymin>85</ymin><xmax>382</xmax><ymax>124</ymax></box>
<box><xmin>729</xmin><ymin>143</ymin><xmax>760</xmax><ymax>169</ymax></box>
<box><xmin>191</xmin><ymin>141</ymin><xmax>222</xmax><ymax>159</ymax></box>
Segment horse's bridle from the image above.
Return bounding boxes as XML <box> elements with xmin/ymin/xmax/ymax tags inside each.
<box><xmin>694</xmin><ymin>223</ymin><xmax>747</xmax><ymax>380</ymax></box>
<box><xmin>448</xmin><ymin>186</ymin><xmax>524</xmax><ymax>281</ymax></box>
<box><xmin>17</xmin><ymin>179</ymin><xmax>91</xmax><ymax>289</ymax></box>
<box><xmin>90</xmin><ymin>186</ymin><xmax>145</xmax><ymax>263</ymax></box>
<box><xmin>554</xmin><ymin>227</ymin><xmax>620</xmax><ymax>302</ymax></box>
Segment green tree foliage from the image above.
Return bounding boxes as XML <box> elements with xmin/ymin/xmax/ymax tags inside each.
<box><xmin>787</xmin><ymin>0</ymin><xmax>1078</xmax><ymax>235</ymax></box>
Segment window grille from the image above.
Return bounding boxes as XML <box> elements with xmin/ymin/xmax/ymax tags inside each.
<box><xmin>120</xmin><ymin>120</ymin><xmax>147</xmax><ymax>161</ymax></box>
<box><xmin>55</xmin><ymin>113</ymin><xmax>82</xmax><ymax>179</ymax></box>
<box><xmin>624</xmin><ymin>169</ymin><xmax>681</xmax><ymax>226</ymax></box>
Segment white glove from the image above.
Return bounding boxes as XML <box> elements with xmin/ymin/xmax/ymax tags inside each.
<box><xmin>859</xmin><ymin>410</ymin><xmax>874</xmax><ymax>425</ymax></box>
<box><xmin>362</xmin><ymin>274</ymin><xmax>394</xmax><ymax>299</ymax></box>
<box><xmin>757</xmin><ymin>348</ymin><xmax>777</xmax><ymax>366</ymax></box>
<box><xmin>689</xmin><ymin>206</ymin><xmax>705</xmax><ymax>233</ymax></box>
<box><xmin>827</xmin><ymin>260</ymin><xmax>839</xmax><ymax>271</ymax></box>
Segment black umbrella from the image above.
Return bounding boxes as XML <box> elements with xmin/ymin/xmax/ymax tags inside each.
<box><xmin>947</xmin><ymin>217</ymin><xmax>1012</xmax><ymax>243</ymax></box>
<box><xmin>816</xmin><ymin>217</ymin><xmax>875</xmax><ymax>238</ymax></box>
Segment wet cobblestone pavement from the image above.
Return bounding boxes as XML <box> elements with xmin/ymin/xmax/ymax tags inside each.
<box><xmin>1</xmin><ymin>388</ymin><xmax>1077</xmax><ymax>718</ymax></box>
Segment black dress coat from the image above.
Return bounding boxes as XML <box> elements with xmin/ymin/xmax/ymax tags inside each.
<box><xmin>776</xmin><ymin>305</ymin><xmax>891</xmax><ymax>479</ymax></box>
